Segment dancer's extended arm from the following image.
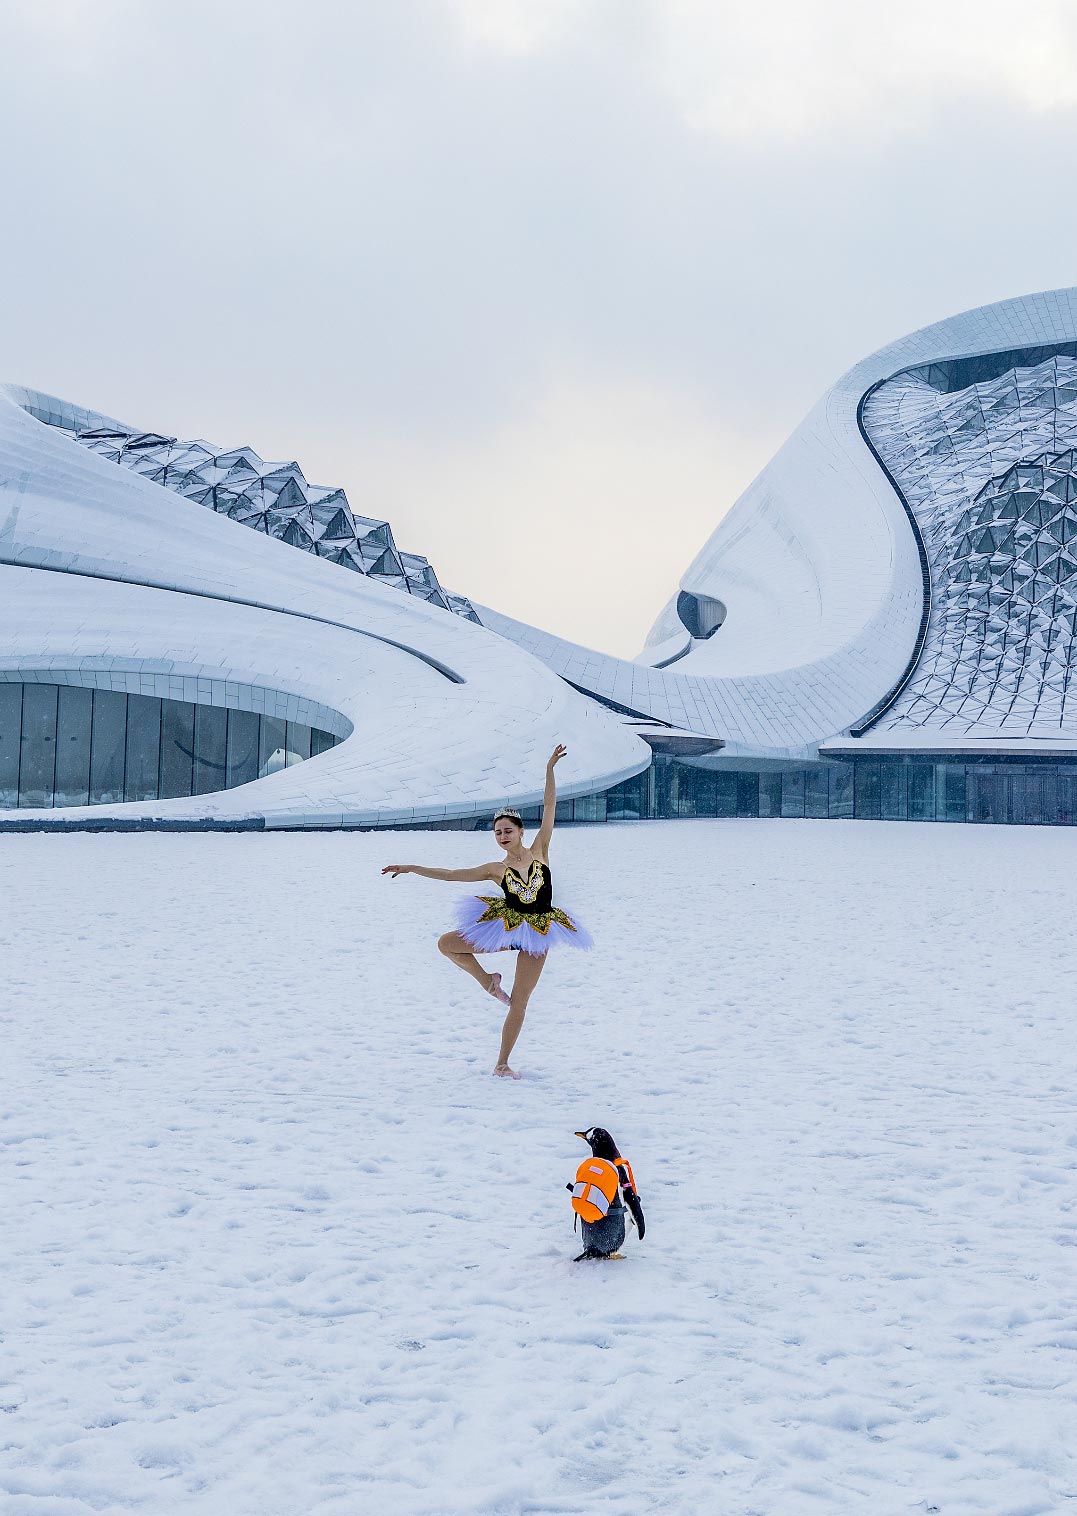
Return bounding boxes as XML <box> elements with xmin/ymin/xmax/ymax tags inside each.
<box><xmin>382</xmin><ymin>862</ymin><xmax>498</xmax><ymax>882</ymax></box>
<box><xmin>534</xmin><ymin>743</ymin><xmax>566</xmax><ymax>859</ymax></box>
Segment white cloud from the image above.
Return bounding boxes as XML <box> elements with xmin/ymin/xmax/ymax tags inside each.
<box><xmin>442</xmin><ymin>0</ymin><xmax>1077</xmax><ymax>141</ymax></box>
<box><xmin>3</xmin><ymin>0</ymin><xmax>137</xmax><ymax>64</ymax></box>
<box><xmin>442</xmin><ymin>0</ymin><xmax>583</xmax><ymax>54</ymax></box>
<box><xmin>656</xmin><ymin>0</ymin><xmax>1077</xmax><ymax>141</ymax></box>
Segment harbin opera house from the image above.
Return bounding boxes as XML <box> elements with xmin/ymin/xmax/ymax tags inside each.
<box><xmin>5</xmin><ymin>285</ymin><xmax>1077</xmax><ymax>830</ymax></box>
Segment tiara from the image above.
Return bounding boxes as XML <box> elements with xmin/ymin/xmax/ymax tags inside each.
<box><xmin>493</xmin><ymin>807</ymin><xmax>523</xmax><ymax>823</ymax></box>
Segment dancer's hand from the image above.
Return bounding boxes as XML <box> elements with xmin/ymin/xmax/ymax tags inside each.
<box><xmin>381</xmin><ymin>864</ymin><xmax>411</xmax><ymax>878</ymax></box>
<box><xmin>547</xmin><ymin>743</ymin><xmax>567</xmax><ymax>770</ymax></box>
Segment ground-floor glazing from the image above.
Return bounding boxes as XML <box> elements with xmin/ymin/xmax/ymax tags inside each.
<box><xmin>0</xmin><ymin>682</ymin><xmax>339</xmax><ymax>809</ymax></box>
<box><xmin>541</xmin><ymin>754</ymin><xmax>1077</xmax><ymax>827</ymax></box>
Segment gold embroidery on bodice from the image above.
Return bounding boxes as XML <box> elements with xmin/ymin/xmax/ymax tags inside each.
<box><xmin>503</xmin><ymin>859</ymin><xmax>544</xmax><ymax>905</ymax></box>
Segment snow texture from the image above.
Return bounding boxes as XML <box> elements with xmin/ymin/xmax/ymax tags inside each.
<box><xmin>2</xmin><ymin>819</ymin><xmax>1076</xmax><ymax>1515</ymax></box>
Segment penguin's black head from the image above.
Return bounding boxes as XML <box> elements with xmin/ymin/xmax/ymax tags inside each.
<box><xmin>575</xmin><ymin>1126</ymin><xmax>619</xmax><ymax>1160</ymax></box>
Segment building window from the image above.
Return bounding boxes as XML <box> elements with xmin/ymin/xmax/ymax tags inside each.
<box><xmin>676</xmin><ymin>590</ymin><xmax>726</xmax><ymax>640</ymax></box>
<box><xmin>55</xmin><ymin>686</ymin><xmax>93</xmax><ymax>806</ymax></box>
<box><xmin>0</xmin><ymin>682</ymin><xmax>340</xmax><ymax>810</ymax></box>
<box><xmin>590</xmin><ymin>757</ymin><xmax>1077</xmax><ymax>828</ymax></box>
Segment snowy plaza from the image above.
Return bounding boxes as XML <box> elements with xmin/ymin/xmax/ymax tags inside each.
<box><xmin>11</xmin><ymin>3</ymin><xmax>1077</xmax><ymax>1510</ymax></box>
<box><xmin>3</xmin><ymin>818</ymin><xmax>1075</xmax><ymax>1515</ymax></box>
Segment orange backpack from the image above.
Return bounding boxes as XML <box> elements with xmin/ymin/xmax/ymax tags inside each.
<box><xmin>570</xmin><ymin>1157</ymin><xmax>621</xmax><ymax>1223</ymax></box>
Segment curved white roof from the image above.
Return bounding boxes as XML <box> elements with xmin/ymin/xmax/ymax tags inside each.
<box><xmin>486</xmin><ymin>287</ymin><xmax>1077</xmax><ymax>760</ymax></box>
<box><xmin>0</xmin><ymin>386</ymin><xmax>650</xmax><ymax>824</ymax></box>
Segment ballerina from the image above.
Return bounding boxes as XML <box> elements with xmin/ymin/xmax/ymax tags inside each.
<box><xmin>382</xmin><ymin>744</ymin><xmax>591</xmax><ymax>1078</ymax></box>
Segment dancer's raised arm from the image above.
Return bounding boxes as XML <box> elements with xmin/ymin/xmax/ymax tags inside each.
<box><xmin>382</xmin><ymin>862</ymin><xmax>499</xmax><ymax>882</ymax></box>
<box><xmin>533</xmin><ymin>744</ymin><xmax>567</xmax><ymax>860</ymax></box>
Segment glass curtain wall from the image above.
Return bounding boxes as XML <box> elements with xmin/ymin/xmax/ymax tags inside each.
<box><xmin>7</xmin><ymin>686</ymin><xmax>1070</xmax><ymax>827</ymax></box>
<box><xmin>0</xmin><ymin>683</ymin><xmax>340</xmax><ymax>809</ymax></box>
<box><xmin>594</xmin><ymin>755</ymin><xmax>1077</xmax><ymax>827</ymax></box>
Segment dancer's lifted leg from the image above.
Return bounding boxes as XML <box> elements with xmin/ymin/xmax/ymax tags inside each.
<box><xmin>436</xmin><ymin>928</ymin><xmax>510</xmax><ymax>1005</ymax></box>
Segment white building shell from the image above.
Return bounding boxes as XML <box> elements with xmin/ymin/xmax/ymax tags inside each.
<box><xmin>6</xmin><ymin>286</ymin><xmax>1077</xmax><ymax>827</ymax></box>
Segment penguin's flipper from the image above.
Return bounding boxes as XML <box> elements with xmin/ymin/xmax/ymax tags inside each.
<box><xmin>625</xmin><ymin>1190</ymin><xmax>646</xmax><ymax>1240</ymax></box>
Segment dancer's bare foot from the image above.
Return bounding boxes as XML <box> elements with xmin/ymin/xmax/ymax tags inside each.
<box><xmin>493</xmin><ymin>1063</ymin><xmax>521</xmax><ymax>1080</ymax></box>
<box><xmin>486</xmin><ymin>971</ymin><xmax>510</xmax><ymax>1006</ymax></box>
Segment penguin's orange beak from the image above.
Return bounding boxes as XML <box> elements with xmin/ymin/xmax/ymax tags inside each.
<box><xmin>574</xmin><ymin>1131</ymin><xmax>588</xmax><ymax>1141</ymax></box>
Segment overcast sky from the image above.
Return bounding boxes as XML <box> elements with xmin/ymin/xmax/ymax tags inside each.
<box><xmin>4</xmin><ymin>1</ymin><xmax>1077</xmax><ymax>655</ymax></box>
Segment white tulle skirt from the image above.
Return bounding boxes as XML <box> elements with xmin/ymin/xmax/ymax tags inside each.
<box><xmin>452</xmin><ymin>895</ymin><xmax>594</xmax><ymax>957</ymax></box>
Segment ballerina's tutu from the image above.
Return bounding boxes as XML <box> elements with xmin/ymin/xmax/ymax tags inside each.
<box><xmin>452</xmin><ymin>894</ymin><xmax>593</xmax><ymax>956</ymax></box>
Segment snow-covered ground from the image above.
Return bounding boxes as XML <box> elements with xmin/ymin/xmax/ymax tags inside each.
<box><xmin>3</xmin><ymin>819</ymin><xmax>1076</xmax><ymax>1515</ymax></box>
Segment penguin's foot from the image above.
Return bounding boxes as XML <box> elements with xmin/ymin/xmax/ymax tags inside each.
<box><xmin>492</xmin><ymin>1062</ymin><xmax>521</xmax><ymax>1079</ymax></box>
<box><xmin>486</xmin><ymin>972</ymin><xmax>510</xmax><ymax>1006</ymax></box>
<box><xmin>573</xmin><ymin>1248</ymin><xmax>626</xmax><ymax>1262</ymax></box>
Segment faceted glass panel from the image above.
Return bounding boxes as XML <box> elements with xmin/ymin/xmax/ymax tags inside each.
<box><xmin>804</xmin><ymin>768</ymin><xmax>830</xmax><ymax>819</ymax></box>
<box><xmin>19</xmin><ymin>684</ymin><xmax>58</xmax><ymax>808</ymax></box>
<box><xmin>863</xmin><ymin>353</ymin><xmax>1077</xmax><ymax>737</ymax></box>
<box><xmin>907</xmin><ymin>765</ymin><xmax>935</xmax><ymax>821</ymax></box>
<box><xmin>192</xmin><ymin>705</ymin><xmax>229</xmax><ymax>796</ymax></box>
<box><xmin>879</xmin><ymin>763</ymin><xmax>907</xmax><ymax>821</ymax></box>
<box><xmin>735</xmin><ymin>772</ymin><xmax>759</xmax><ymax>818</ymax></box>
<box><xmin>285</xmin><ymin>721</ymin><xmax>312</xmax><ymax>766</ymax></box>
<box><xmin>828</xmin><ymin>765</ymin><xmax>854</xmax><ymax>820</ymax></box>
<box><xmin>936</xmin><ymin>764</ymin><xmax>967</xmax><ymax>823</ymax></box>
<box><xmin>55</xmin><ymin>686</ymin><xmax>93</xmax><ymax>807</ymax></box>
<box><xmin>604</xmin><ymin>772</ymin><xmax>647</xmax><ymax>820</ymax></box>
<box><xmin>226</xmin><ymin>709</ymin><xmax>260</xmax><ymax>788</ymax></box>
<box><xmin>570</xmin><ymin>793</ymin><xmax>607</xmax><ymax>822</ymax></box>
<box><xmin>967</xmin><ymin>767</ymin><xmax>1007</xmax><ymax>824</ymax></box>
<box><xmin>0</xmin><ymin>685</ymin><xmax>21</xmax><ymax>807</ymax></box>
<box><xmin>90</xmin><ymin>691</ymin><xmax>128</xmax><ymax>805</ymax></box>
<box><xmin>854</xmin><ymin>762</ymin><xmax>882</xmax><ymax>820</ymax></box>
<box><xmin>714</xmin><ymin>772</ymin><xmax>737</xmax><ymax>818</ymax></box>
<box><xmin>124</xmin><ymin>695</ymin><xmax>162</xmax><ymax>802</ymax></box>
<box><xmin>58</xmin><ymin>420</ymin><xmax>480</xmax><ymax>622</ymax></box>
<box><xmin>159</xmin><ymin>700</ymin><xmax>195</xmax><ymax>799</ymax></box>
<box><xmin>258</xmin><ymin>716</ymin><xmax>287</xmax><ymax>777</ymax></box>
<box><xmin>758</xmin><ymin>771</ymin><xmax>782</xmax><ymax>817</ymax></box>
<box><xmin>1010</xmin><ymin>769</ymin><xmax>1045</xmax><ymax>825</ymax></box>
<box><xmin>781</xmin><ymin>769</ymin><xmax>805</xmax><ymax>818</ymax></box>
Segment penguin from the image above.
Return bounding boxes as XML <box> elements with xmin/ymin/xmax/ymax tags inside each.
<box><xmin>569</xmin><ymin>1127</ymin><xmax>646</xmax><ymax>1262</ymax></box>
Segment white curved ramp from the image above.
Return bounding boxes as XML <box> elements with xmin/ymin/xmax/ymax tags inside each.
<box><xmin>0</xmin><ymin>387</ymin><xmax>649</xmax><ymax>825</ymax></box>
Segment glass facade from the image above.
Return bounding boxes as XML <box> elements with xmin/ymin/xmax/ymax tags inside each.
<box><xmin>490</xmin><ymin>756</ymin><xmax>1077</xmax><ymax>829</ymax></box>
<box><xmin>862</xmin><ymin>353</ymin><xmax>1077</xmax><ymax>739</ymax></box>
<box><xmin>676</xmin><ymin>590</ymin><xmax>726</xmax><ymax>640</ymax></box>
<box><xmin>5</xmin><ymin>688</ymin><xmax>1072</xmax><ymax>827</ymax></box>
<box><xmin>57</xmin><ymin>418</ymin><xmax>480</xmax><ymax>622</ymax></box>
<box><xmin>55</xmin><ymin>685</ymin><xmax>93</xmax><ymax>806</ymax></box>
<box><xmin>19</xmin><ymin>684</ymin><xmax>58</xmax><ymax>808</ymax></box>
<box><xmin>0</xmin><ymin>683</ymin><xmax>340</xmax><ymax>809</ymax></box>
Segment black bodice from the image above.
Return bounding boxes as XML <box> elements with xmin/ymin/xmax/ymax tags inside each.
<box><xmin>501</xmin><ymin>859</ymin><xmax>553</xmax><ymax>916</ymax></box>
